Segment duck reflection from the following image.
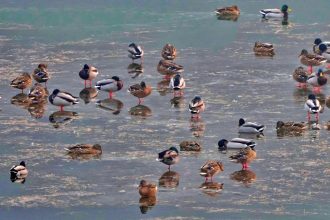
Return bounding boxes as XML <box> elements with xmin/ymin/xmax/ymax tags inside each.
<box><xmin>200</xmin><ymin>182</ymin><xmax>224</xmax><ymax>197</ymax></box>
<box><xmin>28</xmin><ymin>102</ymin><xmax>47</xmax><ymax>119</ymax></box>
<box><xmin>157</xmin><ymin>79</ymin><xmax>171</xmax><ymax>96</ymax></box>
<box><xmin>10</xmin><ymin>173</ymin><xmax>27</xmax><ymax>184</ymax></box>
<box><xmin>129</xmin><ymin>104</ymin><xmax>152</xmax><ymax>117</ymax></box>
<box><xmin>11</xmin><ymin>93</ymin><xmax>31</xmax><ymax>108</ymax></box>
<box><xmin>49</xmin><ymin>111</ymin><xmax>79</xmax><ymax>128</ymax></box>
<box><xmin>139</xmin><ymin>196</ymin><xmax>156</xmax><ymax>214</ymax></box>
<box><xmin>127</xmin><ymin>63</ymin><xmax>144</xmax><ymax>79</ymax></box>
<box><xmin>97</xmin><ymin>98</ymin><xmax>123</xmax><ymax>115</ymax></box>
<box><xmin>217</xmin><ymin>14</ymin><xmax>239</xmax><ymax>22</ymax></box>
<box><xmin>170</xmin><ymin>96</ymin><xmax>185</xmax><ymax>109</ymax></box>
<box><xmin>293</xmin><ymin>88</ymin><xmax>325</xmax><ymax>106</ymax></box>
<box><xmin>79</xmin><ymin>87</ymin><xmax>98</xmax><ymax>104</ymax></box>
<box><xmin>190</xmin><ymin>118</ymin><xmax>205</xmax><ymax>137</ymax></box>
<box><xmin>230</xmin><ymin>169</ymin><xmax>256</xmax><ymax>187</ymax></box>
<box><xmin>158</xmin><ymin>171</ymin><xmax>180</xmax><ymax>188</ymax></box>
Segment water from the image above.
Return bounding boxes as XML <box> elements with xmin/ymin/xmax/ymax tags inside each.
<box><xmin>1</xmin><ymin>0</ymin><xmax>330</xmax><ymax>219</ymax></box>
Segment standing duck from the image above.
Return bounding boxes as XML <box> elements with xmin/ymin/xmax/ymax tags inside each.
<box><xmin>169</xmin><ymin>74</ymin><xmax>186</xmax><ymax>96</ymax></box>
<box><xmin>253</xmin><ymin>42</ymin><xmax>275</xmax><ymax>56</ymax></box>
<box><xmin>138</xmin><ymin>180</ymin><xmax>157</xmax><ymax>198</ymax></box>
<box><xmin>215</xmin><ymin>5</ymin><xmax>240</xmax><ymax>16</ymax></box>
<box><xmin>10</xmin><ymin>72</ymin><xmax>32</xmax><ymax>93</ymax></box>
<box><xmin>259</xmin><ymin>4</ymin><xmax>291</xmax><ymax>19</ymax></box>
<box><xmin>95</xmin><ymin>76</ymin><xmax>123</xmax><ymax>99</ymax></box>
<box><xmin>161</xmin><ymin>44</ymin><xmax>177</xmax><ymax>60</ymax></box>
<box><xmin>292</xmin><ymin>66</ymin><xmax>309</xmax><ymax>87</ymax></box>
<box><xmin>200</xmin><ymin>160</ymin><xmax>224</xmax><ymax>182</ymax></box>
<box><xmin>79</xmin><ymin>64</ymin><xmax>99</xmax><ymax>88</ymax></box>
<box><xmin>157</xmin><ymin>59</ymin><xmax>184</xmax><ymax>79</ymax></box>
<box><xmin>306</xmin><ymin>69</ymin><xmax>327</xmax><ymax>91</ymax></box>
<box><xmin>32</xmin><ymin>63</ymin><xmax>49</xmax><ymax>87</ymax></box>
<box><xmin>305</xmin><ymin>94</ymin><xmax>321</xmax><ymax>121</ymax></box>
<box><xmin>10</xmin><ymin>161</ymin><xmax>28</xmax><ymax>178</ymax></box>
<box><xmin>299</xmin><ymin>49</ymin><xmax>327</xmax><ymax>73</ymax></box>
<box><xmin>128</xmin><ymin>81</ymin><xmax>152</xmax><ymax>104</ymax></box>
<box><xmin>28</xmin><ymin>83</ymin><xmax>48</xmax><ymax>103</ymax></box>
<box><xmin>157</xmin><ymin>147</ymin><xmax>179</xmax><ymax>171</ymax></box>
<box><xmin>49</xmin><ymin>89</ymin><xmax>79</xmax><ymax>111</ymax></box>
<box><xmin>188</xmin><ymin>96</ymin><xmax>205</xmax><ymax>119</ymax></box>
<box><xmin>229</xmin><ymin>147</ymin><xmax>257</xmax><ymax>170</ymax></box>
<box><xmin>238</xmin><ymin>118</ymin><xmax>265</xmax><ymax>134</ymax></box>
<box><xmin>128</xmin><ymin>43</ymin><xmax>144</xmax><ymax>63</ymax></box>
<box><xmin>218</xmin><ymin>138</ymin><xmax>256</xmax><ymax>152</ymax></box>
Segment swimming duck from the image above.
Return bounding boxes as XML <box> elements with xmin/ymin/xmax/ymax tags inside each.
<box><xmin>313</xmin><ymin>38</ymin><xmax>330</xmax><ymax>55</ymax></box>
<box><xmin>169</xmin><ymin>74</ymin><xmax>186</xmax><ymax>96</ymax></box>
<box><xmin>10</xmin><ymin>72</ymin><xmax>32</xmax><ymax>93</ymax></box>
<box><xmin>229</xmin><ymin>147</ymin><xmax>256</xmax><ymax>170</ymax></box>
<box><xmin>218</xmin><ymin>138</ymin><xmax>256</xmax><ymax>152</ymax></box>
<box><xmin>188</xmin><ymin>96</ymin><xmax>205</xmax><ymax>118</ymax></box>
<box><xmin>32</xmin><ymin>63</ymin><xmax>49</xmax><ymax>87</ymax></box>
<box><xmin>10</xmin><ymin>161</ymin><xmax>28</xmax><ymax>178</ymax></box>
<box><xmin>79</xmin><ymin>64</ymin><xmax>99</xmax><ymax>87</ymax></box>
<box><xmin>128</xmin><ymin>81</ymin><xmax>152</xmax><ymax>104</ymax></box>
<box><xmin>65</xmin><ymin>144</ymin><xmax>102</xmax><ymax>155</ymax></box>
<box><xmin>292</xmin><ymin>66</ymin><xmax>309</xmax><ymax>87</ymax></box>
<box><xmin>157</xmin><ymin>146</ymin><xmax>179</xmax><ymax>171</ymax></box>
<box><xmin>95</xmin><ymin>76</ymin><xmax>123</xmax><ymax>99</ymax></box>
<box><xmin>48</xmin><ymin>89</ymin><xmax>79</xmax><ymax>111</ymax></box>
<box><xmin>215</xmin><ymin>5</ymin><xmax>240</xmax><ymax>16</ymax></box>
<box><xmin>200</xmin><ymin>160</ymin><xmax>224</xmax><ymax>182</ymax></box>
<box><xmin>128</xmin><ymin>43</ymin><xmax>144</xmax><ymax>63</ymax></box>
<box><xmin>179</xmin><ymin>140</ymin><xmax>202</xmax><ymax>152</ymax></box>
<box><xmin>138</xmin><ymin>180</ymin><xmax>157</xmax><ymax>198</ymax></box>
<box><xmin>299</xmin><ymin>49</ymin><xmax>327</xmax><ymax>73</ymax></box>
<box><xmin>157</xmin><ymin>59</ymin><xmax>184</xmax><ymax>79</ymax></box>
<box><xmin>276</xmin><ymin>121</ymin><xmax>308</xmax><ymax>135</ymax></box>
<box><xmin>306</xmin><ymin>69</ymin><xmax>327</xmax><ymax>91</ymax></box>
<box><xmin>259</xmin><ymin>4</ymin><xmax>291</xmax><ymax>18</ymax></box>
<box><xmin>305</xmin><ymin>94</ymin><xmax>321</xmax><ymax>121</ymax></box>
<box><xmin>238</xmin><ymin>118</ymin><xmax>265</xmax><ymax>134</ymax></box>
<box><xmin>253</xmin><ymin>42</ymin><xmax>275</xmax><ymax>56</ymax></box>
<box><xmin>28</xmin><ymin>83</ymin><xmax>48</xmax><ymax>103</ymax></box>
<box><xmin>161</xmin><ymin>43</ymin><xmax>177</xmax><ymax>60</ymax></box>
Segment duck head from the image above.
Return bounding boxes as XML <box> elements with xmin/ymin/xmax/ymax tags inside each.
<box><xmin>83</xmin><ymin>64</ymin><xmax>89</xmax><ymax>70</ymax></box>
<box><xmin>314</xmin><ymin>38</ymin><xmax>322</xmax><ymax>46</ymax></box>
<box><xmin>20</xmin><ymin>161</ymin><xmax>26</xmax><ymax>167</ymax></box>
<box><xmin>317</xmin><ymin>69</ymin><xmax>324</xmax><ymax>77</ymax></box>
<box><xmin>218</xmin><ymin>139</ymin><xmax>228</xmax><ymax>152</ymax></box>
<box><xmin>276</xmin><ymin>121</ymin><xmax>285</xmax><ymax>129</ymax></box>
<box><xmin>281</xmin><ymin>5</ymin><xmax>290</xmax><ymax>12</ymax></box>
<box><xmin>52</xmin><ymin>89</ymin><xmax>60</xmax><ymax>95</ymax></box>
<box><xmin>239</xmin><ymin>118</ymin><xmax>245</xmax><ymax>126</ymax></box>
<box><xmin>299</xmin><ymin>49</ymin><xmax>308</xmax><ymax>57</ymax></box>
<box><xmin>319</xmin><ymin>44</ymin><xmax>327</xmax><ymax>53</ymax></box>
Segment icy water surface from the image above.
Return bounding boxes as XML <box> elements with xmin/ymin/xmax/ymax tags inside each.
<box><xmin>0</xmin><ymin>0</ymin><xmax>330</xmax><ymax>219</ymax></box>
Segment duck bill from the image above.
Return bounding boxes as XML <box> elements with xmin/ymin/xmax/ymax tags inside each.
<box><xmin>288</xmin><ymin>8</ymin><xmax>292</xmax><ymax>12</ymax></box>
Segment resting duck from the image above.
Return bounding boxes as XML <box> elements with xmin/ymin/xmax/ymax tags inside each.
<box><xmin>138</xmin><ymin>180</ymin><xmax>157</xmax><ymax>198</ymax></box>
<box><xmin>253</xmin><ymin>42</ymin><xmax>275</xmax><ymax>56</ymax></box>
<box><xmin>28</xmin><ymin>83</ymin><xmax>48</xmax><ymax>103</ymax></box>
<box><xmin>299</xmin><ymin>49</ymin><xmax>327</xmax><ymax>73</ymax></box>
<box><xmin>65</xmin><ymin>144</ymin><xmax>102</xmax><ymax>155</ymax></box>
<box><xmin>128</xmin><ymin>81</ymin><xmax>152</xmax><ymax>104</ymax></box>
<box><xmin>161</xmin><ymin>44</ymin><xmax>177</xmax><ymax>60</ymax></box>
<box><xmin>95</xmin><ymin>76</ymin><xmax>123</xmax><ymax>99</ymax></box>
<box><xmin>313</xmin><ymin>38</ymin><xmax>330</xmax><ymax>55</ymax></box>
<box><xmin>169</xmin><ymin>74</ymin><xmax>186</xmax><ymax>96</ymax></box>
<box><xmin>49</xmin><ymin>89</ymin><xmax>79</xmax><ymax>111</ymax></box>
<box><xmin>157</xmin><ymin>59</ymin><xmax>184</xmax><ymax>79</ymax></box>
<box><xmin>32</xmin><ymin>63</ymin><xmax>49</xmax><ymax>87</ymax></box>
<box><xmin>79</xmin><ymin>64</ymin><xmax>99</xmax><ymax>87</ymax></box>
<box><xmin>128</xmin><ymin>43</ymin><xmax>144</xmax><ymax>63</ymax></box>
<box><xmin>292</xmin><ymin>66</ymin><xmax>309</xmax><ymax>87</ymax></box>
<box><xmin>259</xmin><ymin>4</ymin><xmax>291</xmax><ymax>18</ymax></box>
<box><xmin>188</xmin><ymin>96</ymin><xmax>205</xmax><ymax>119</ymax></box>
<box><xmin>317</xmin><ymin>43</ymin><xmax>330</xmax><ymax>61</ymax></box>
<box><xmin>157</xmin><ymin>146</ymin><xmax>179</xmax><ymax>171</ymax></box>
<box><xmin>179</xmin><ymin>140</ymin><xmax>202</xmax><ymax>152</ymax></box>
<box><xmin>215</xmin><ymin>5</ymin><xmax>240</xmax><ymax>16</ymax></box>
<box><xmin>276</xmin><ymin>121</ymin><xmax>308</xmax><ymax>135</ymax></box>
<box><xmin>229</xmin><ymin>147</ymin><xmax>257</xmax><ymax>170</ymax></box>
<box><xmin>306</xmin><ymin>69</ymin><xmax>327</xmax><ymax>91</ymax></box>
<box><xmin>10</xmin><ymin>72</ymin><xmax>32</xmax><ymax>93</ymax></box>
<box><xmin>238</xmin><ymin>118</ymin><xmax>265</xmax><ymax>134</ymax></box>
<box><xmin>218</xmin><ymin>138</ymin><xmax>256</xmax><ymax>152</ymax></box>
<box><xmin>305</xmin><ymin>94</ymin><xmax>321</xmax><ymax>121</ymax></box>
<box><xmin>10</xmin><ymin>161</ymin><xmax>28</xmax><ymax>178</ymax></box>
<box><xmin>200</xmin><ymin>160</ymin><xmax>224</xmax><ymax>182</ymax></box>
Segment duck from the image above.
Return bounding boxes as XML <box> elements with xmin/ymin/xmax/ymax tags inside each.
<box><xmin>128</xmin><ymin>43</ymin><xmax>144</xmax><ymax>63</ymax></box>
<box><xmin>179</xmin><ymin>140</ymin><xmax>202</xmax><ymax>152</ymax></box>
<box><xmin>253</xmin><ymin>42</ymin><xmax>275</xmax><ymax>56</ymax></box>
<box><xmin>161</xmin><ymin>43</ymin><xmax>177</xmax><ymax>60</ymax></box>
<box><xmin>188</xmin><ymin>96</ymin><xmax>205</xmax><ymax>118</ymax></box>
<box><xmin>10</xmin><ymin>161</ymin><xmax>28</xmax><ymax>178</ymax></box>
<box><xmin>65</xmin><ymin>144</ymin><xmax>102</xmax><ymax>155</ymax></box>
<box><xmin>128</xmin><ymin>81</ymin><xmax>152</xmax><ymax>104</ymax></box>
<box><xmin>218</xmin><ymin>138</ymin><xmax>256</xmax><ymax>152</ymax></box>
<box><xmin>215</xmin><ymin>5</ymin><xmax>240</xmax><ymax>16</ymax></box>
<box><xmin>317</xmin><ymin>43</ymin><xmax>330</xmax><ymax>61</ymax></box>
<box><xmin>79</xmin><ymin>64</ymin><xmax>99</xmax><ymax>87</ymax></box>
<box><xmin>313</xmin><ymin>38</ymin><xmax>330</xmax><ymax>55</ymax></box>
<box><xmin>169</xmin><ymin>74</ymin><xmax>186</xmax><ymax>96</ymax></box>
<box><xmin>95</xmin><ymin>76</ymin><xmax>123</xmax><ymax>99</ymax></box>
<box><xmin>138</xmin><ymin>180</ymin><xmax>157</xmax><ymax>198</ymax></box>
<box><xmin>238</xmin><ymin>118</ymin><xmax>265</xmax><ymax>134</ymax></box>
<box><xmin>157</xmin><ymin>146</ymin><xmax>179</xmax><ymax>171</ymax></box>
<box><xmin>229</xmin><ymin>147</ymin><xmax>257</xmax><ymax>170</ymax></box>
<box><xmin>305</xmin><ymin>94</ymin><xmax>321</xmax><ymax>121</ymax></box>
<box><xmin>292</xmin><ymin>66</ymin><xmax>309</xmax><ymax>87</ymax></box>
<box><xmin>299</xmin><ymin>49</ymin><xmax>327</xmax><ymax>73</ymax></box>
<box><xmin>259</xmin><ymin>4</ymin><xmax>291</xmax><ymax>19</ymax></box>
<box><xmin>306</xmin><ymin>68</ymin><xmax>327</xmax><ymax>90</ymax></box>
<box><xmin>276</xmin><ymin>121</ymin><xmax>308</xmax><ymax>135</ymax></box>
<box><xmin>32</xmin><ymin>63</ymin><xmax>49</xmax><ymax>87</ymax></box>
<box><xmin>10</xmin><ymin>72</ymin><xmax>32</xmax><ymax>93</ymax></box>
<box><xmin>200</xmin><ymin>160</ymin><xmax>224</xmax><ymax>182</ymax></box>
<box><xmin>48</xmin><ymin>89</ymin><xmax>79</xmax><ymax>111</ymax></box>
<box><xmin>157</xmin><ymin>59</ymin><xmax>184</xmax><ymax>79</ymax></box>
<box><xmin>28</xmin><ymin>83</ymin><xmax>48</xmax><ymax>103</ymax></box>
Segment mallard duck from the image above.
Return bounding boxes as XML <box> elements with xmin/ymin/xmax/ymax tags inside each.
<box><xmin>200</xmin><ymin>160</ymin><xmax>224</xmax><ymax>182</ymax></box>
<box><xmin>307</xmin><ymin>69</ymin><xmax>327</xmax><ymax>90</ymax></box>
<box><xmin>259</xmin><ymin>4</ymin><xmax>291</xmax><ymax>18</ymax></box>
<box><xmin>229</xmin><ymin>147</ymin><xmax>256</xmax><ymax>170</ymax></box>
<box><xmin>215</xmin><ymin>5</ymin><xmax>240</xmax><ymax>16</ymax></box>
<box><xmin>305</xmin><ymin>94</ymin><xmax>321</xmax><ymax>121</ymax></box>
<box><xmin>32</xmin><ymin>63</ymin><xmax>49</xmax><ymax>87</ymax></box>
<box><xmin>128</xmin><ymin>43</ymin><xmax>144</xmax><ymax>63</ymax></box>
<box><xmin>179</xmin><ymin>140</ymin><xmax>201</xmax><ymax>151</ymax></box>
<box><xmin>292</xmin><ymin>66</ymin><xmax>309</xmax><ymax>87</ymax></box>
<box><xmin>276</xmin><ymin>121</ymin><xmax>308</xmax><ymax>135</ymax></box>
<box><xmin>49</xmin><ymin>89</ymin><xmax>79</xmax><ymax>111</ymax></box>
<box><xmin>169</xmin><ymin>74</ymin><xmax>186</xmax><ymax>96</ymax></box>
<box><xmin>299</xmin><ymin>49</ymin><xmax>327</xmax><ymax>73</ymax></box>
<box><xmin>95</xmin><ymin>76</ymin><xmax>123</xmax><ymax>99</ymax></box>
<box><xmin>157</xmin><ymin>146</ymin><xmax>179</xmax><ymax>171</ymax></box>
<box><xmin>317</xmin><ymin>43</ymin><xmax>330</xmax><ymax>61</ymax></box>
<box><xmin>158</xmin><ymin>171</ymin><xmax>180</xmax><ymax>188</ymax></box>
<box><xmin>157</xmin><ymin>59</ymin><xmax>184</xmax><ymax>79</ymax></box>
<box><xmin>28</xmin><ymin>83</ymin><xmax>48</xmax><ymax>103</ymax></box>
<box><xmin>218</xmin><ymin>138</ymin><xmax>256</xmax><ymax>152</ymax></box>
<box><xmin>138</xmin><ymin>180</ymin><xmax>157</xmax><ymax>198</ymax></box>
<box><xmin>253</xmin><ymin>42</ymin><xmax>275</xmax><ymax>56</ymax></box>
<box><xmin>128</xmin><ymin>81</ymin><xmax>152</xmax><ymax>104</ymax></box>
<box><xmin>313</xmin><ymin>38</ymin><xmax>330</xmax><ymax>55</ymax></box>
<box><xmin>79</xmin><ymin>64</ymin><xmax>99</xmax><ymax>87</ymax></box>
<box><xmin>10</xmin><ymin>72</ymin><xmax>32</xmax><ymax>93</ymax></box>
<box><xmin>238</xmin><ymin>118</ymin><xmax>265</xmax><ymax>134</ymax></box>
<box><xmin>65</xmin><ymin>144</ymin><xmax>102</xmax><ymax>155</ymax></box>
<box><xmin>10</xmin><ymin>161</ymin><xmax>28</xmax><ymax>178</ymax></box>
<box><xmin>188</xmin><ymin>96</ymin><xmax>205</xmax><ymax>118</ymax></box>
<box><xmin>161</xmin><ymin>43</ymin><xmax>177</xmax><ymax>60</ymax></box>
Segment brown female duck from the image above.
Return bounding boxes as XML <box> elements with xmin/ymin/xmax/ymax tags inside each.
<box><xmin>10</xmin><ymin>72</ymin><xmax>32</xmax><ymax>93</ymax></box>
<box><xmin>28</xmin><ymin>83</ymin><xmax>48</xmax><ymax>103</ymax></box>
<box><xmin>157</xmin><ymin>59</ymin><xmax>184</xmax><ymax>79</ymax></box>
<box><xmin>65</xmin><ymin>144</ymin><xmax>102</xmax><ymax>155</ymax></box>
<box><xmin>215</xmin><ymin>5</ymin><xmax>240</xmax><ymax>16</ymax></box>
<box><xmin>200</xmin><ymin>160</ymin><xmax>224</xmax><ymax>182</ymax></box>
<box><xmin>161</xmin><ymin>44</ymin><xmax>177</xmax><ymax>60</ymax></box>
<box><xmin>138</xmin><ymin>180</ymin><xmax>158</xmax><ymax>198</ymax></box>
<box><xmin>253</xmin><ymin>42</ymin><xmax>275</xmax><ymax>56</ymax></box>
<box><xmin>128</xmin><ymin>81</ymin><xmax>152</xmax><ymax>104</ymax></box>
<box><xmin>32</xmin><ymin>63</ymin><xmax>49</xmax><ymax>86</ymax></box>
<box><xmin>299</xmin><ymin>49</ymin><xmax>327</xmax><ymax>73</ymax></box>
<box><xmin>276</xmin><ymin>121</ymin><xmax>307</xmax><ymax>135</ymax></box>
<box><xmin>179</xmin><ymin>141</ymin><xmax>202</xmax><ymax>151</ymax></box>
<box><xmin>229</xmin><ymin>147</ymin><xmax>256</xmax><ymax>170</ymax></box>
<box><xmin>292</xmin><ymin>66</ymin><xmax>309</xmax><ymax>87</ymax></box>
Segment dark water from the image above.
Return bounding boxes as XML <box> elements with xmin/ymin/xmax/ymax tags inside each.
<box><xmin>0</xmin><ymin>0</ymin><xmax>330</xmax><ymax>219</ymax></box>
